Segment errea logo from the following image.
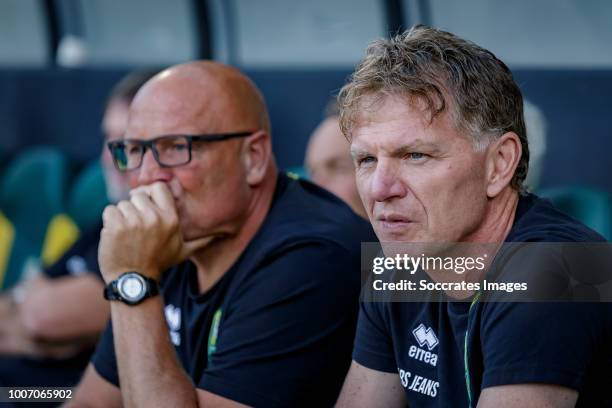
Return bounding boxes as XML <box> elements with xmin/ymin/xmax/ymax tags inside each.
<box><xmin>412</xmin><ymin>323</ymin><xmax>439</xmax><ymax>351</ymax></box>
<box><xmin>410</xmin><ymin>324</ymin><xmax>439</xmax><ymax>367</ymax></box>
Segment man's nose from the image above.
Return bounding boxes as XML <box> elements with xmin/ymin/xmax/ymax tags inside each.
<box><xmin>134</xmin><ymin>149</ymin><xmax>173</xmax><ymax>186</ymax></box>
<box><xmin>369</xmin><ymin>161</ymin><xmax>407</xmax><ymax>202</ymax></box>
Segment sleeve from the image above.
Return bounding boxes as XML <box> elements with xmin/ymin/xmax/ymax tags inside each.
<box><xmin>352</xmin><ymin>300</ymin><xmax>397</xmax><ymax>373</ymax></box>
<box><xmin>90</xmin><ymin>320</ymin><xmax>120</xmax><ymax>387</ymax></box>
<box><xmin>480</xmin><ymin>302</ymin><xmax>612</xmax><ymax>391</ymax></box>
<box><xmin>198</xmin><ymin>241</ymin><xmax>361</xmax><ymax>408</ymax></box>
<box><xmin>480</xmin><ymin>241</ymin><xmax>612</xmax><ymax>391</ymax></box>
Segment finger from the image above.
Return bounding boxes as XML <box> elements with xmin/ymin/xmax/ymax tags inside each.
<box><xmin>149</xmin><ymin>182</ymin><xmax>176</xmax><ymax>214</ymax></box>
<box><xmin>130</xmin><ymin>185</ymin><xmax>153</xmax><ymax>198</ymax></box>
<box><xmin>130</xmin><ymin>192</ymin><xmax>161</xmax><ymax>219</ymax></box>
<box><xmin>116</xmin><ymin>200</ymin><xmax>142</xmax><ymax>225</ymax></box>
<box><xmin>102</xmin><ymin>205</ymin><xmax>124</xmax><ymax>227</ymax></box>
<box><xmin>179</xmin><ymin>236</ymin><xmax>214</xmax><ymax>260</ymax></box>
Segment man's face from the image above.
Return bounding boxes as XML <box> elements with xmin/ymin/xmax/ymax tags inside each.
<box><xmin>306</xmin><ymin>116</ymin><xmax>365</xmax><ymax>217</ymax></box>
<box><xmin>350</xmin><ymin>95</ymin><xmax>489</xmax><ymax>243</ymax></box>
<box><xmin>124</xmin><ymin>87</ymin><xmax>252</xmax><ymax>242</ymax></box>
<box><xmin>101</xmin><ymin>99</ymin><xmax>131</xmax><ymax>202</ymax></box>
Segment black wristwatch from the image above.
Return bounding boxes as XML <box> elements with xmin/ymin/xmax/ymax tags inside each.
<box><xmin>104</xmin><ymin>272</ymin><xmax>159</xmax><ymax>306</ymax></box>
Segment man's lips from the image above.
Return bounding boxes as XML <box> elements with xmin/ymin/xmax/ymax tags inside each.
<box><xmin>376</xmin><ymin>214</ymin><xmax>412</xmax><ymax>230</ymax></box>
<box><xmin>377</xmin><ymin>214</ymin><xmax>411</xmax><ymax>223</ymax></box>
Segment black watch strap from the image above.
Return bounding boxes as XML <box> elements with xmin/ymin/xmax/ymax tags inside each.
<box><xmin>103</xmin><ymin>280</ymin><xmax>119</xmax><ymax>301</ymax></box>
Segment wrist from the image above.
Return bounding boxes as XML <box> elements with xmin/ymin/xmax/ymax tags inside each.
<box><xmin>103</xmin><ymin>267</ymin><xmax>161</xmax><ymax>284</ymax></box>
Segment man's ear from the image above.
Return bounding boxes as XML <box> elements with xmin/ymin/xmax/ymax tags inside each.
<box><xmin>241</xmin><ymin>130</ymin><xmax>271</xmax><ymax>186</ymax></box>
<box><xmin>484</xmin><ymin>132</ymin><xmax>522</xmax><ymax>197</ymax></box>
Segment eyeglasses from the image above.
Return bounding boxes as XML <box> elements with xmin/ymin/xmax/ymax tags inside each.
<box><xmin>107</xmin><ymin>131</ymin><xmax>254</xmax><ymax>172</ymax></box>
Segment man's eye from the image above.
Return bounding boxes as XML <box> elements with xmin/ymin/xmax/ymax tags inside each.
<box><xmin>407</xmin><ymin>152</ymin><xmax>427</xmax><ymax>160</ymax></box>
<box><xmin>357</xmin><ymin>156</ymin><xmax>376</xmax><ymax>166</ymax></box>
<box><xmin>127</xmin><ymin>145</ymin><xmax>142</xmax><ymax>155</ymax></box>
<box><xmin>171</xmin><ymin>143</ymin><xmax>188</xmax><ymax>151</ymax></box>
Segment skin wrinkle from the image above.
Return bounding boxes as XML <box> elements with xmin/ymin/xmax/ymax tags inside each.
<box><xmin>351</xmin><ymin>95</ymin><xmax>493</xmax><ymax>243</ymax></box>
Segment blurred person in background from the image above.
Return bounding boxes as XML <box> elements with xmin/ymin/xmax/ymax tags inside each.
<box><xmin>0</xmin><ymin>70</ymin><xmax>155</xmax><ymax>388</ymax></box>
<box><xmin>523</xmin><ymin>99</ymin><xmax>548</xmax><ymax>190</ymax></box>
<box><xmin>66</xmin><ymin>61</ymin><xmax>374</xmax><ymax>408</ymax></box>
<box><xmin>305</xmin><ymin>101</ymin><xmax>366</xmax><ymax>218</ymax></box>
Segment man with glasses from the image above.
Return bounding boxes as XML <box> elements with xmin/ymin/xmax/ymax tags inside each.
<box><xmin>67</xmin><ymin>61</ymin><xmax>374</xmax><ymax>407</ymax></box>
<box><xmin>0</xmin><ymin>70</ymin><xmax>154</xmax><ymax>389</ymax></box>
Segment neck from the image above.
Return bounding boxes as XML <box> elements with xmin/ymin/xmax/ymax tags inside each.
<box><xmin>464</xmin><ymin>187</ymin><xmax>520</xmax><ymax>243</ymax></box>
<box><xmin>440</xmin><ymin>187</ymin><xmax>520</xmax><ymax>300</ymax></box>
<box><xmin>190</xmin><ymin>170</ymin><xmax>278</xmax><ymax>293</ymax></box>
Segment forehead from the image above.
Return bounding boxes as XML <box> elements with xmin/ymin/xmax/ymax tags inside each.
<box><xmin>125</xmin><ymin>78</ymin><xmax>239</xmax><ymax>140</ymax></box>
<box><xmin>306</xmin><ymin>117</ymin><xmax>349</xmax><ymax>163</ymax></box>
<box><xmin>126</xmin><ymin>97</ymin><xmax>216</xmax><ymax>140</ymax></box>
<box><xmin>102</xmin><ymin>100</ymin><xmax>130</xmax><ymax>141</ymax></box>
<box><xmin>350</xmin><ymin>95</ymin><xmax>459</xmax><ymax>151</ymax></box>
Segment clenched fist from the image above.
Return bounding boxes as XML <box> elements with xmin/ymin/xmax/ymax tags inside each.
<box><xmin>98</xmin><ymin>182</ymin><xmax>211</xmax><ymax>283</ymax></box>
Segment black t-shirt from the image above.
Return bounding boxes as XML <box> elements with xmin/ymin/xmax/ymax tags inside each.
<box><xmin>44</xmin><ymin>222</ymin><xmax>102</xmax><ymax>280</ymax></box>
<box><xmin>92</xmin><ymin>173</ymin><xmax>376</xmax><ymax>407</ymax></box>
<box><xmin>354</xmin><ymin>194</ymin><xmax>612</xmax><ymax>407</ymax></box>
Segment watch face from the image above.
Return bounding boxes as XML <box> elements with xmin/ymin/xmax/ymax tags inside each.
<box><xmin>119</xmin><ymin>274</ymin><xmax>146</xmax><ymax>302</ymax></box>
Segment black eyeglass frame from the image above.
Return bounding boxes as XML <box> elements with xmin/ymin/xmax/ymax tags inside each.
<box><xmin>107</xmin><ymin>131</ymin><xmax>255</xmax><ymax>171</ymax></box>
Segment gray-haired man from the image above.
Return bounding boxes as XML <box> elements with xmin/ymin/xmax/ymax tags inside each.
<box><xmin>336</xmin><ymin>26</ymin><xmax>611</xmax><ymax>408</ymax></box>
